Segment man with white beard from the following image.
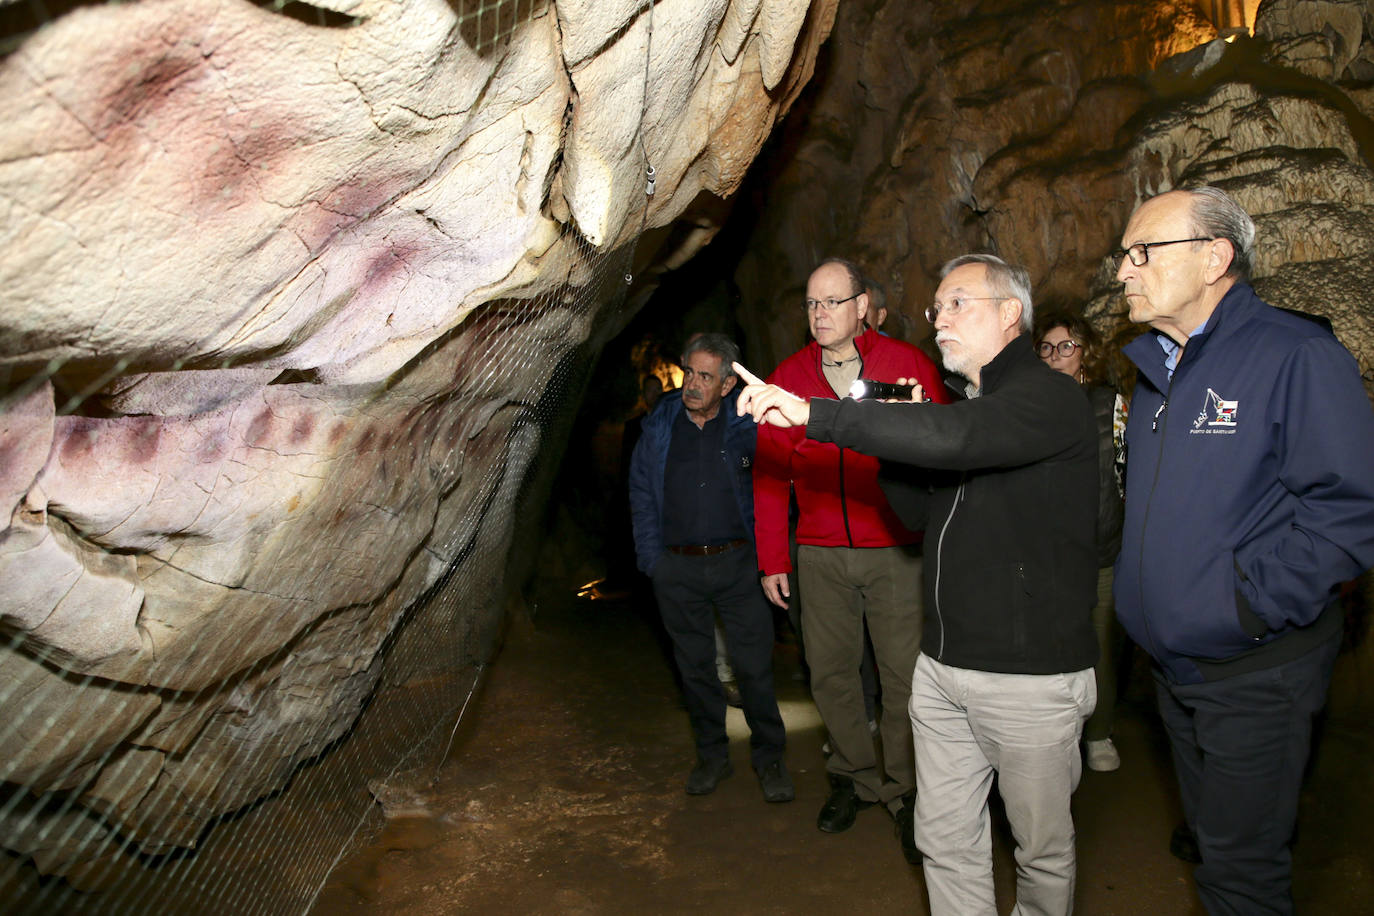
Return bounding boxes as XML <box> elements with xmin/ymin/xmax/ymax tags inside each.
<box><xmin>736</xmin><ymin>253</ymin><xmax>1099</xmax><ymax>915</ymax></box>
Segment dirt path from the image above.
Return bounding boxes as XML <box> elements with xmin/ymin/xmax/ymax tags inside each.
<box><xmin>314</xmin><ymin>586</ymin><xmax>1374</xmax><ymax>915</ymax></box>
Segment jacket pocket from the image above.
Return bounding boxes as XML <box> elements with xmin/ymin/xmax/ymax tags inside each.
<box><xmin>1155</xmin><ymin>551</ymin><xmax>1259</xmax><ymax>659</ymax></box>
<box><xmin>954</xmin><ymin>561</ymin><xmax>1033</xmax><ymax>656</ymax></box>
<box><xmin>1233</xmin><ymin>557</ymin><xmax>1269</xmax><ymax>639</ymax></box>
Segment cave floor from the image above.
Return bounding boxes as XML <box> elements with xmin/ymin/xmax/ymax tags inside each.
<box><xmin>313</xmin><ymin>582</ymin><xmax>1374</xmax><ymax>916</ymax></box>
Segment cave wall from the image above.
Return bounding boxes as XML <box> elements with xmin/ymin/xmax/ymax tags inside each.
<box><xmin>0</xmin><ymin>0</ymin><xmax>835</xmax><ymax>887</ymax></box>
<box><xmin>734</xmin><ymin>0</ymin><xmax>1374</xmax><ymax>391</ymax></box>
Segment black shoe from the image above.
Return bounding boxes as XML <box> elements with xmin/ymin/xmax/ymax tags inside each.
<box><xmin>1170</xmin><ymin>823</ymin><xmax>1202</xmax><ymax>864</ymax></box>
<box><xmin>816</xmin><ymin>775</ymin><xmax>874</xmax><ymax>833</ymax></box>
<box><xmin>721</xmin><ymin>681</ymin><xmax>743</xmax><ymax>708</ymax></box>
<box><xmin>894</xmin><ymin>792</ymin><xmax>921</xmax><ymax>865</ymax></box>
<box><xmin>756</xmin><ymin>760</ymin><xmax>795</xmax><ymax>803</ymax></box>
<box><xmin>686</xmin><ymin>757</ymin><xmax>733</xmax><ymax>795</ymax></box>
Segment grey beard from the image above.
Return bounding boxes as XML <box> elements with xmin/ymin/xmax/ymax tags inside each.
<box><xmin>937</xmin><ymin>345</ymin><xmax>973</xmax><ymax>382</ymax></box>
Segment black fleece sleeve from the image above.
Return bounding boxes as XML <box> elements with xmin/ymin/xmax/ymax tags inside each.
<box><xmin>806</xmin><ymin>376</ymin><xmax>1091</xmax><ymax>473</ymax></box>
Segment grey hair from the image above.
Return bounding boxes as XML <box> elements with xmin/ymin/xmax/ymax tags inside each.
<box><xmin>939</xmin><ymin>253</ymin><xmax>1035</xmax><ymax>332</ymax></box>
<box><xmin>681</xmin><ymin>332</ymin><xmax>741</xmax><ymax>380</ymax></box>
<box><xmin>1184</xmin><ymin>186</ymin><xmax>1256</xmax><ymax>281</ymax></box>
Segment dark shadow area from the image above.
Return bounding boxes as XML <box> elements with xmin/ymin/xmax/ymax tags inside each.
<box><xmin>450</xmin><ymin>0</ymin><xmax>549</xmax><ymax>57</ymax></box>
<box><xmin>1</xmin><ymin>0</ymin><xmax>104</xmax><ymax>56</ymax></box>
<box><xmin>254</xmin><ymin>0</ymin><xmax>359</xmax><ymax>29</ymax></box>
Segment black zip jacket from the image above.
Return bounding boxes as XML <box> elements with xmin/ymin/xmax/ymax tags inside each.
<box><xmin>806</xmin><ymin>334</ymin><xmax>1099</xmax><ymax>675</ymax></box>
<box><xmin>1088</xmin><ymin>385</ymin><xmax>1124</xmax><ymax>568</ymax></box>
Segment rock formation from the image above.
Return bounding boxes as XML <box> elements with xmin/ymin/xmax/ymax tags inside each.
<box><xmin>0</xmin><ymin>0</ymin><xmax>834</xmax><ymax>889</ymax></box>
<box><xmin>734</xmin><ymin>0</ymin><xmax>1374</xmax><ymax>396</ymax></box>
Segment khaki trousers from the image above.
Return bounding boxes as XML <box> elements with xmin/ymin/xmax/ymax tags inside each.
<box><xmin>797</xmin><ymin>543</ymin><xmax>922</xmax><ymax>809</ymax></box>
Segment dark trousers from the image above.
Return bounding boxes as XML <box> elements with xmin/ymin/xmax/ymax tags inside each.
<box><xmin>1085</xmin><ymin>564</ymin><xmax>1125</xmax><ymax>741</ymax></box>
<box><xmin>651</xmin><ymin>545</ymin><xmax>785</xmax><ymax>769</ymax></box>
<box><xmin>1154</xmin><ymin>631</ymin><xmax>1340</xmax><ymax>916</ymax></box>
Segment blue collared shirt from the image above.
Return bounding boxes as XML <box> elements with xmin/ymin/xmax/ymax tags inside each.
<box><xmin>1157</xmin><ymin>319</ymin><xmax>1211</xmax><ymax>379</ymax></box>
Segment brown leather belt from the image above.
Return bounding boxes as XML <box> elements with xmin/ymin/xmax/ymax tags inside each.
<box><xmin>666</xmin><ymin>538</ymin><xmax>748</xmax><ymax>557</ymax></box>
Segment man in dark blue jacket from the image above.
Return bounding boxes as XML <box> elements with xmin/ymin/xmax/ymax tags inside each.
<box><xmin>628</xmin><ymin>333</ymin><xmax>791</xmax><ymax>802</ymax></box>
<box><xmin>1113</xmin><ymin>186</ymin><xmax>1374</xmax><ymax>915</ymax></box>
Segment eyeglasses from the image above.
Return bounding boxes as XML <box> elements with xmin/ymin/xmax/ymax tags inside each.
<box><xmin>1037</xmin><ymin>339</ymin><xmax>1083</xmax><ymax>359</ymax></box>
<box><xmin>804</xmin><ymin>293</ymin><xmax>861</xmax><ymax>312</ymax></box>
<box><xmin>924</xmin><ymin>296</ymin><xmax>1003</xmax><ymax>324</ymax></box>
<box><xmin>1111</xmin><ymin>237</ymin><xmax>1214</xmax><ymax>268</ymax></box>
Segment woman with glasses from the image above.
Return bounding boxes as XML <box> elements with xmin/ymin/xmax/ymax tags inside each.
<box><xmin>1034</xmin><ymin>311</ymin><xmax>1128</xmax><ymax>773</ymax></box>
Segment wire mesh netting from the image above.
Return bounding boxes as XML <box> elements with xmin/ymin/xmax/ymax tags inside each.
<box><xmin>0</xmin><ymin>0</ymin><xmax>666</xmax><ymax>912</ymax></box>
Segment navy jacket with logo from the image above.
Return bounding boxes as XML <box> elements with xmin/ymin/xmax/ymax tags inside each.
<box><xmin>628</xmin><ymin>388</ymin><xmax>758</xmax><ymax>577</ymax></box>
<box><xmin>1115</xmin><ymin>282</ymin><xmax>1374</xmax><ymax>684</ymax></box>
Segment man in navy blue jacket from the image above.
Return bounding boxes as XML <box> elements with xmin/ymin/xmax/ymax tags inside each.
<box><xmin>1113</xmin><ymin>186</ymin><xmax>1374</xmax><ymax>915</ymax></box>
<box><xmin>628</xmin><ymin>333</ymin><xmax>791</xmax><ymax>803</ymax></box>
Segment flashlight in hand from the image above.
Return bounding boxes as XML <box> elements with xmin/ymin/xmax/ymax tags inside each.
<box><xmin>848</xmin><ymin>378</ymin><xmax>916</xmax><ymax>401</ymax></box>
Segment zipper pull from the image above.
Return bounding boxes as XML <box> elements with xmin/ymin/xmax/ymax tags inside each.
<box><xmin>1152</xmin><ymin>400</ymin><xmax>1167</xmax><ymax>432</ymax></box>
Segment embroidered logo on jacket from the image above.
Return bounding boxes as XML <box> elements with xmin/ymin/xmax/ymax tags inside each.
<box><xmin>1191</xmin><ymin>388</ymin><xmax>1238</xmax><ymax>434</ymax></box>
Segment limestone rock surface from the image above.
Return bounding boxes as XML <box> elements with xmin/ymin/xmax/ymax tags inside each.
<box><xmin>0</xmin><ymin>0</ymin><xmax>834</xmax><ymax>881</ymax></box>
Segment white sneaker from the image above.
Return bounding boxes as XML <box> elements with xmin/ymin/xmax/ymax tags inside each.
<box><xmin>1086</xmin><ymin>738</ymin><xmax>1121</xmax><ymax>772</ymax></box>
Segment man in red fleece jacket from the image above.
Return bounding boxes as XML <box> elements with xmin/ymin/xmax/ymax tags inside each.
<box><xmin>753</xmin><ymin>257</ymin><xmax>948</xmax><ymax>861</ymax></box>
